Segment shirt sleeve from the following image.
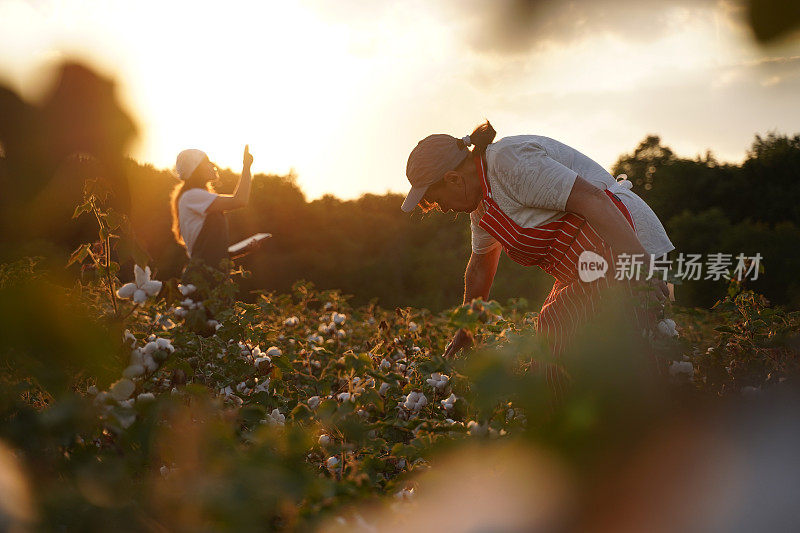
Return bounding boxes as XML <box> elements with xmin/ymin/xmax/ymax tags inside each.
<box><xmin>493</xmin><ymin>143</ymin><xmax>578</xmax><ymax>211</ymax></box>
<box><xmin>470</xmin><ymin>208</ymin><xmax>502</xmax><ymax>255</ymax></box>
<box><xmin>180</xmin><ymin>188</ymin><xmax>218</xmax><ymax>215</ymax></box>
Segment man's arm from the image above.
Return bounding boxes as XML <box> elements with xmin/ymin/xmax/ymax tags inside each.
<box><xmin>444</xmin><ymin>246</ymin><xmax>502</xmax><ymax>358</ymax></box>
<box><xmin>463</xmin><ymin>246</ymin><xmax>502</xmax><ymax>304</ymax></box>
<box><xmin>565</xmin><ymin>176</ymin><xmax>669</xmax><ymax>302</ymax></box>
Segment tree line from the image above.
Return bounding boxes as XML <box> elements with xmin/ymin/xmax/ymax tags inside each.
<box><xmin>123</xmin><ymin>132</ymin><xmax>800</xmax><ymax>311</ymax></box>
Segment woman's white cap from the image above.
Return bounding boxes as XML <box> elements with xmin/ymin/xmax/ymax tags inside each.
<box><xmin>175</xmin><ymin>149</ymin><xmax>208</xmax><ymax>180</ymax></box>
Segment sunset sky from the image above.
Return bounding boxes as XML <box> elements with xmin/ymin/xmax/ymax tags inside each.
<box><xmin>1</xmin><ymin>0</ymin><xmax>799</xmax><ymax>200</ymax></box>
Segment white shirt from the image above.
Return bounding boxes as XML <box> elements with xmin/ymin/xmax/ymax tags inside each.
<box><xmin>470</xmin><ymin>135</ymin><xmax>675</xmax><ymax>257</ymax></box>
<box><xmin>178</xmin><ymin>188</ymin><xmax>219</xmax><ymax>257</ymax></box>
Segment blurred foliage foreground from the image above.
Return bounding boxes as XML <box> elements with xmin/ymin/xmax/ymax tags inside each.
<box><xmin>2</xmin><ymin>243</ymin><xmax>800</xmax><ymax>532</ymax></box>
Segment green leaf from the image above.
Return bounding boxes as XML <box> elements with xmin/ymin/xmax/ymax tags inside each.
<box><xmin>72</xmin><ymin>201</ymin><xmax>91</xmax><ymax>219</ymax></box>
<box><xmin>66</xmin><ymin>244</ymin><xmax>91</xmax><ymax>267</ymax></box>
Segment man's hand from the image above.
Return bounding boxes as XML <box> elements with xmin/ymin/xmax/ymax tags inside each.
<box><xmin>443</xmin><ymin>328</ymin><xmax>473</xmax><ymax>359</ymax></box>
<box><xmin>243</xmin><ymin>144</ymin><xmax>254</xmax><ymax>170</ymax></box>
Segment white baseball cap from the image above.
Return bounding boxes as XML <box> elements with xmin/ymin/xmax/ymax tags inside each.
<box><xmin>175</xmin><ymin>149</ymin><xmax>208</xmax><ymax>181</ymax></box>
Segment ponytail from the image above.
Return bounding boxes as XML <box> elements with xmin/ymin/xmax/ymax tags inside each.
<box><xmin>455</xmin><ymin>120</ymin><xmax>496</xmax><ymax>154</ymax></box>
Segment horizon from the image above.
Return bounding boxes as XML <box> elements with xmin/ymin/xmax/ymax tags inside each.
<box><xmin>1</xmin><ymin>0</ymin><xmax>799</xmax><ymax>201</ymax></box>
<box><xmin>126</xmin><ymin>126</ymin><xmax>792</xmax><ymax>202</ymax></box>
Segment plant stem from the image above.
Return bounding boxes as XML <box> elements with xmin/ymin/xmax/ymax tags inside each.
<box><xmin>106</xmin><ymin>233</ymin><xmax>118</xmax><ymax>317</ymax></box>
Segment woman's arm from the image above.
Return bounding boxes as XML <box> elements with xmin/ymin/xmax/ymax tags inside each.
<box><xmin>565</xmin><ymin>176</ymin><xmax>669</xmax><ymax>301</ymax></box>
<box><xmin>207</xmin><ymin>145</ymin><xmax>254</xmax><ymax>213</ymax></box>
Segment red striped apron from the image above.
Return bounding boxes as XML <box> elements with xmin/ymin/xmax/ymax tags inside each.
<box><xmin>474</xmin><ymin>155</ymin><xmax>654</xmax><ymax>397</ymax></box>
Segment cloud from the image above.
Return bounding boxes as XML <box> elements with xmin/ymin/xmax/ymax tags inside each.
<box><xmin>434</xmin><ymin>0</ymin><xmax>731</xmax><ymax>56</ymax></box>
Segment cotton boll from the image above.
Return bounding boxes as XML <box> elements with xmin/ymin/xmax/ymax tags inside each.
<box><xmin>123</xmin><ymin>329</ymin><xmax>136</xmax><ymax>346</ymax></box>
<box><xmin>93</xmin><ymin>391</ymin><xmax>109</xmax><ymax>405</ymax></box>
<box><xmin>467</xmin><ymin>420</ymin><xmax>488</xmax><ymax>436</ymax></box>
<box><xmin>137</xmin><ymin>392</ymin><xmax>155</xmax><ymax>403</ymax></box>
<box><xmin>337</xmin><ymin>392</ymin><xmax>352</xmax><ymax>402</ymax></box>
<box><xmin>266</xmin><ymin>346</ymin><xmax>282</xmax><ymax>357</ymax></box>
<box><xmin>441</xmin><ymin>393</ymin><xmax>457</xmax><ymax>411</ymax></box>
<box><xmin>426</xmin><ymin>372</ymin><xmax>450</xmax><ymax>390</ymax></box>
<box><xmin>308</xmin><ymin>396</ymin><xmax>321</xmax><ymax>409</ymax></box>
<box><xmin>154</xmin><ymin>338</ymin><xmax>174</xmax><ymax>352</ymax></box>
<box><xmin>115</xmin><ymin>410</ymin><xmax>137</xmax><ymax>429</ymax></box>
<box><xmin>178</xmin><ymin>283</ymin><xmax>196</xmax><ymax>296</ymax></box>
<box><xmin>122</xmin><ymin>364</ymin><xmax>145</xmax><ymax>379</ymax></box>
<box><xmin>404</xmin><ymin>391</ymin><xmax>428</xmax><ymax>412</ymax></box>
<box><xmin>267</xmin><ymin>408</ymin><xmax>285</xmax><ymax>426</ymax></box>
<box><xmin>332</xmin><ymin>312</ymin><xmax>346</xmax><ymax>325</ymax></box>
<box><xmin>143</xmin><ymin>354</ymin><xmax>158</xmax><ymax>373</ymax></box>
<box><xmin>319</xmin><ymin>434</ymin><xmax>331</xmax><ymax>446</ymax></box>
<box><xmin>669</xmin><ymin>361</ymin><xmax>694</xmax><ymax>377</ymax></box>
<box><xmin>326</xmin><ymin>456</ymin><xmax>340</xmax><ymax>472</ymax></box>
<box><xmin>109</xmin><ymin>379</ymin><xmax>135</xmax><ymax>401</ymax></box>
<box><xmin>657</xmin><ymin>318</ymin><xmax>679</xmax><ymax>338</ymax></box>
<box><xmin>379</xmin><ymin>382</ymin><xmax>390</xmax><ymax>395</ymax></box>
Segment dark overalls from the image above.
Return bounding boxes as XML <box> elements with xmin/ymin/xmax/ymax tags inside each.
<box><xmin>182</xmin><ymin>210</ymin><xmax>231</xmax><ymax>292</ymax></box>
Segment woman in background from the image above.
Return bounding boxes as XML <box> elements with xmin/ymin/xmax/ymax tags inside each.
<box><xmin>171</xmin><ymin>145</ymin><xmax>255</xmax><ymax>283</ymax></box>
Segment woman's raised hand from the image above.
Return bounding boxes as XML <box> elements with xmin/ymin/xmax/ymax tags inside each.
<box><xmin>243</xmin><ymin>144</ymin><xmax>254</xmax><ymax>170</ymax></box>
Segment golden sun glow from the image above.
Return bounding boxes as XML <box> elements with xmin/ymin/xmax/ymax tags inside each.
<box><xmin>1</xmin><ymin>0</ymin><xmax>798</xmax><ymax>200</ymax></box>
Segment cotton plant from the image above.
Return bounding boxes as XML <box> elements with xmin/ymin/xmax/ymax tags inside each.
<box><xmin>116</xmin><ymin>265</ymin><xmax>162</xmax><ymax>304</ymax></box>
